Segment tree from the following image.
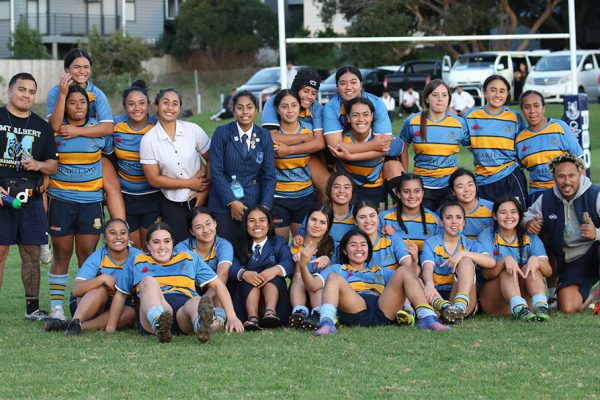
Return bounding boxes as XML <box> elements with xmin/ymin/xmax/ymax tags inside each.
<box><xmin>171</xmin><ymin>0</ymin><xmax>277</xmax><ymax>67</ymax></box>
<box><xmin>8</xmin><ymin>21</ymin><xmax>48</xmax><ymax>59</ymax></box>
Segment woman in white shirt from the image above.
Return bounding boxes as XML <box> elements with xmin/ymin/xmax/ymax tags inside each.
<box><xmin>140</xmin><ymin>88</ymin><xmax>210</xmax><ymax>243</ymax></box>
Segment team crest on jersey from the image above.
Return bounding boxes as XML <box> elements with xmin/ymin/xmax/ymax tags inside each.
<box><xmin>504</xmin><ymin>125</ymin><xmax>513</xmax><ymax>135</ymax></box>
<box><xmin>447</xmin><ymin>131</ymin><xmax>457</xmax><ymax>140</ymax></box>
<box><xmin>551</xmin><ymin>138</ymin><xmax>560</xmax><ymax>147</ymax></box>
<box><xmin>93</xmin><ymin>218</ymin><xmax>102</xmax><ymax>230</ymax></box>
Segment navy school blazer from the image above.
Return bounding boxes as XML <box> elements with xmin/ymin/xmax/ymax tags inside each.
<box><xmin>228</xmin><ymin>236</ymin><xmax>295</xmax><ymax>281</ymax></box>
<box><xmin>208</xmin><ymin>121</ymin><xmax>276</xmax><ymax>214</ymax></box>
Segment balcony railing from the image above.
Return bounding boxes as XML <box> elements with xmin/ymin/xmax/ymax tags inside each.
<box><xmin>20</xmin><ymin>13</ymin><xmax>121</xmax><ymax>37</ymax></box>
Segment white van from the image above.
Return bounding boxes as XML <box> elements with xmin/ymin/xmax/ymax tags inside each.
<box><xmin>448</xmin><ymin>51</ymin><xmax>547</xmax><ymax>103</ymax></box>
<box><xmin>523</xmin><ymin>50</ymin><xmax>600</xmax><ymax>102</ymax></box>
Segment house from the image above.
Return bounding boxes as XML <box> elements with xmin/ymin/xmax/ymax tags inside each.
<box><xmin>0</xmin><ymin>0</ymin><xmax>184</xmax><ymax>59</ymax></box>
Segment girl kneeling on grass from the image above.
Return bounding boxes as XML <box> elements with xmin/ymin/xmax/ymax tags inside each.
<box><xmin>289</xmin><ymin>203</ymin><xmax>335</xmax><ymax>330</ymax></box>
<box><xmin>229</xmin><ymin>206</ymin><xmax>295</xmax><ymax>331</ymax></box>
<box><xmin>45</xmin><ymin>218</ymin><xmax>141</xmax><ymax>335</ymax></box>
<box><xmin>298</xmin><ymin>230</ymin><xmax>449</xmax><ymax>335</ymax></box>
<box><xmin>420</xmin><ymin>201</ymin><xmax>495</xmax><ymax>324</ymax></box>
<box><xmin>106</xmin><ymin>222</ymin><xmax>243</xmax><ymax>343</ymax></box>
<box><xmin>478</xmin><ymin>196</ymin><xmax>551</xmax><ymax>321</ymax></box>
<box><xmin>175</xmin><ymin>207</ymin><xmax>234</xmax><ymax>331</ymax></box>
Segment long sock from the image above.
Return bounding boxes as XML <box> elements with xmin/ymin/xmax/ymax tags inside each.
<box><xmin>25</xmin><ymin>297</ymin><xmax>40</xmax><ymax>315</ymax></box>
<box><xmin>415</xmin><ymin>304</ymin><xmax>436</xmax><ymax>320</ymax></box>
<box><xmin>432</xmin><ymin>297</ymin><xmax>451</xmax><ymax>312</ymax></box>
<box><xmin>319</xmin><ymin>303</ymin><xmax>337</xmax><ymax>323</ymax></box>
<box><xmin>146</xmin><ymin>305</ymin><xmax>164</xmax><ymax>332</ymax></box>
<box><xmin>509</xmin><ymin>295</ymin><xmax>528</xmax><ymax>316</ymax></box>
<box><xmin>454</xmin><ymin>292</ymin><xmax>470</xmax><ymax>313</ymax></box>
<box><xmin>214</xmin><ymin>307</ymin><xmax>226</xmax><ymax>321</ymax></box>
<box><xmin>311</xmin><ymin>305</ymin><xmax>322</xmax><ymax>315</ymax></box>
<box><xmin>531</xmin><ymin>294</ymin><xmax>548</xmax><ymax>309</ymax></box>
<box><xmin>48</xmin><ymin>273</ymin><xmax>69</xmax><ymax>308</ymax></box>
<box><xmin>548</xmin><ymin>287</ymin><xmax>556</xmax><ymax>298</ymax></box>
<box><xmin>292</xmin><ymin>305</ymin><xmax>309</xmax><ymax>317</ymax></box>
<box><xmin>194</xmin><ymin>317</ymin><xmax>201</xmax><ymax>333</ymax></box>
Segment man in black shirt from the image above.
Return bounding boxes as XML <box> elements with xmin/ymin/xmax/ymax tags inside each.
<box><xmin>0</xmin><ymin>73</ymin><xmax>58</xmax><ymax>320</ymax></box>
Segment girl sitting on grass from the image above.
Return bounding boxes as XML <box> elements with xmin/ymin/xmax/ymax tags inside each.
<box><xmin>478</xmin><ymin>196</ymin><xmax>551</xmax><ymax>321</ymax></box>
<box><xmin>106</xmin><ymin>222</ymin><xmax>243</xmax><ymax>343</ymax></box>
<box><xmin>420</xmin><ymin>201</ymin><xmax>495</xmax><ymax>324</ymax></box>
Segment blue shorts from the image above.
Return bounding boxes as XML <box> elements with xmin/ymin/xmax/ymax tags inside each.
<box><xmin>338</xmin><ymin>293</ymin><xmax>396</xmax><ymax>327</ymax></box>
<box><xmin>139</xmin><ymin>292</ymin><xmax>191</xmax><ymax>336</ymax></box>
<box><xmin>48</xmin><ymin>197</ymin><xmax>104</xmax><ymax>236</ymax></box>
<box><xmin>477</xmin><ymin>168</ymin><xmax>528</xmax><ymax>208</ymax></box>
<box><xmin>123</xmin><ymin>192</ymin><xmax>161</xmax><ymax>231</ymax></box>
<box><xmin>272</xmin><ymin>192</ymin><xmax>316</xmax><ymax>227</ymax></box>
<box><xmin>69</xmin><ymin>290</ymin><xmax>133</xmax><ymax>317</ymax></box>
<box><xmin>0</xmin><ymin>197</ymin><xmax>47</xmax><ymax>245</ymax></box>
<box><xmin>557</xmin><ymin>242</ymin><xmax>600</xmax><ymax>300</ymax></box>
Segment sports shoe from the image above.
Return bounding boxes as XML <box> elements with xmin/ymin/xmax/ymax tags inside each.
<box><xmin>417</xmin><ymin>315</ymin><xmax>450</xmax><ymax>331</ymax></box>
<box><xmin>50</xmin><ymin>305</ymin><xmax>66</xmax><ymax>321</ymax></box>
<box><xmin>396</xmin><ymin>309</ymin><xmax>415</xmax><ymax>326</ymax></box>
<box><xmin>24</xmin><ymin>309</ymin><xmax>52</xmax><ymax>321</ymax></box>
<box><xmin>289</xmin><ymin>309</ymin><xmax>308</xmax><ymax>329</ymax></box>
<box><xmin>534</xmin><ymin>305</ymin><xmax>550</xmax><ymax>322</ymax></box>
<box><xmin>64</xmin><ymin>318</ymin><xmax>81</xmax><ymax>336</ymax></box>
<box><xmin>44</xmin><ymin>318</ymin><xmax>70</xmax><ymax>331</ymax></box>
<box><xmin>514</xmin><ymin>305</ymin><xmax>536</xmax><ymax>322</ymax></box>
<box><xmin>440</xmin><ymin>304</ymin><xmax>461</xmax><ymax>324</ymax></box>
<box><xmin>547</xmin><ymin>296</ymin><xmax>558</xmax><ymax>310</ymax></box>
<box><xmin>195</xmin><ymin>296</ymin><xmax>214</xmax><ymax>343</ymax></box>
<box><xmin>155</xmin><ymin>311</ymin><xmax>173</xmax><ymax>343</ymax></box>
<box><xmin>315</xmin><ymin>317</ymin><xmax>337</xmax><ymax>336</ymax></box>
<box><xmin>301</xmin><ymin>312</ymin><xmax>320</xmax><ymax>331</ymax></box>
<box><xmin>593</xmin><ymin>302</ymin><xmax>600</xmax><ymax>316</ymax></box>
<box><xmin>40</xmin><ymin>244</ymin><xmax>52</xmax><ymax>265</ymax></box>
<box><xmin>211</xmin><ymin>315</ymin><xmax>225</xmax><ymax>331</ymax></box>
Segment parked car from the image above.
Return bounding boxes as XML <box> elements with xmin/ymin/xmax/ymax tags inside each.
<box><xmin>448</xmin><ymin>51</ymin><xmax>548</xmax><ymax>103</ymax></box>
<box><xmin>318</xmin><ymin>67</ymin><xmax>397</xmax><ymax>104</ymax></box>
<box><xmin>524</xmin><ymin>50</ymin><xmax>600</xmax><ymax>102</ymax></box>
<box><xmin>383</xmin><ymin>56</ymin><xmax>452</xmax><ymax>101</ymax></box>
<box><xmin>237</xmin><ymin>66</ymin><xmax>329</xmax><ymax>105</ymax></box>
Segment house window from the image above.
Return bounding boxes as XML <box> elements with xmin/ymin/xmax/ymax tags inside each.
<box><xmin>126</xmin><ymin>0</ymin><xmax>135</xmax><ymax>21</ymax></box>
<box><xmin>0</xmin><ymin>1</ymin><xmax>9</xmax><ymax>21</ymax></box>
<box><xmin>165</xmin><ymin>0</ymin><xmax>180</xmax><ymax>20</ymax></box>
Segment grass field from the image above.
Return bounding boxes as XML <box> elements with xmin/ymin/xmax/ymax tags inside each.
<box><xmin>1</xmin><ymin>104</ymin><xmax>600</xmax><ymax>399</ymax></box>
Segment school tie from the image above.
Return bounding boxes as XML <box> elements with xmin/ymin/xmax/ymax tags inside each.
<box><xmin>251</xmin><ymin>244</ymin><xmax>261</xmax><ymax>261</ymax></box>
<box><xmin>241</xmin><ymin>133</ymin><xmax>248</xmax><ymax>156</ymax></box>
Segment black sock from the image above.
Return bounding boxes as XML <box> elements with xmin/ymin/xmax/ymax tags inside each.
<box><xmin>26</xmin><ymin>298</ymin><xmax>39</xmax><ymax>314</ymax></box>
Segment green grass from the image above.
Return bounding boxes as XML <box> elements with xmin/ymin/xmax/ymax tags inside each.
<box><xmin>1</xmin><ymin>104</ymin><xmax>599</xmax><ymax>399</ymax></box>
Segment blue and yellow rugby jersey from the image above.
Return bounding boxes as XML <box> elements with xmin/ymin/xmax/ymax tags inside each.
<box><xmin>48</xmin><ymin>118</ymin><xmax>113</xmax><ymax>203</ymax></box>
<box><xmin>478</xmin><ymin>227</ymin><xmax>547</xmax><ymax>265</ymax></box>
<box><xmin>464</xmin><ymin>106</ymin><xmax>525</xmax><ymax>185</ymax></box>
<box><xmin>112</xmin><ymin>113</ymin><xmax>159</xmax><ymax>195</ymax></box>
<box><xmin>47</xmin><ymin>82</ymin><xmax>113</xmax><ymax>123</ymax></box>
<box><xmin>274</xmin><ymin>121</ymin><xmax>315</xmax><ymax>198</ymax></box>
<box><xmin>290</xmin><ymin>244</ymin><xmax>332</xmax><ymax>274</ymax></box>
<box><xmin>175</xmin><ymin>236</ymin><xmax>233</xmax><ymax>272</ymax></box>
<box><xmin>516</xmin><ymin>118</ymin><xmax>583</xmax><ymax>193</ymax></box>
<box><xmin>298</xmin><ymin>207</ymin><xmax>356</xmax><ymax>246</ymax></box>
<box><xmin>437</xmin><ymin>198</ymin><xmax>493</xmax><ymax>240</ymax></box>
<box><xmin>316</xmin><ymin>263</ymin><xmax>394</xmax><ymax>296</ymax></box>
<box><xmin>116</xmin><ymin>250</ymin><xmax>217</xmax><ymax>298</ymax></box>
<box><xmin>76</xmin><ymin>245</ymin><xmax>142</xmax><ymax>281</ymax></box>
<box><xmin>400</xmin><ymin>112</ymin><xmax>469</xmax><ymax>188</ymax></box>
<box><xmin>261</xmin><ymin>96</ymin><xmax>324</xmax><ymax>131</ymax></box>
<box><xmin>379</xmin><ymin>208</ymin><xmax>441</xmax><ymax>252</ymax></box>
<box><xmin>335</xmin><ymin>131</ymin><xmax>386</xmax><ymax>189</ymax></box>
<box><xmin>323</xmin><ymin>92</ymin><xmax>392</xmax><ymax>135</ymax></box>
<box><xmin>368</xmin><ymin>233</ymin><xmax>410</xmax><ymax>271</ymax></box>
<box><xmin>420</xmin><ymin>234</ymin><xmax>486</xmax><ymax>292</ymax></box>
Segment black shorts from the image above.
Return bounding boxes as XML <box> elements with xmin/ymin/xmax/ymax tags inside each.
<box><xmin>557</xmin><ymin>242</ymin><xmax>600</xmax><ymax>300</ymax></box>
<box><xmin>0</xmin><ymin>197</ymin><xmax>47</xmax><ymax>245</ymax></box>
<box><xmin>123</xmin><ymin>192</ymin><xmax>161</xmax><ymax>231</ymax></box>
<box><xmin>338</xmin><ymin>293</ymin><xmax>396</xmax><ymax>327</ymax></box>
<box><xmin>48</xmin><ymin>197</ymin><xmax>104</xmax><ymax>236</ymax></box>
<box><xmin>139</xmin><ymin>292</ymin><xmax>191</xmax><ymax>336</ymax></box>
<box><xmin>477</xmin><ymin>168</ymin><xmax>528</xmax><ymax>208</ymax></box>
<box><xmin>423</xmin><ymin>186</ymin><xmax>451</xmax><ymax>212</ymax></box>
<box><xmin>355</xmin><ymin>186</ymin><xmax>388</xmax><ymax>209</ymax></box>
<box><xmin>272</xmin><ymin>192</ymin><xmax>316</xmax><ymax>227</ymax></box>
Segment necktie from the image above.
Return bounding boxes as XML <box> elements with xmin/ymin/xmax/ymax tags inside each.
<box><xmin>241</xmin><ymin>133</ymin><xmax>248</xmax><ymax>156</ymax></box>
<box><xmin>252</xmin><ymin>244</ymin><xmax>261</xmax><ymax>261</ymax></box>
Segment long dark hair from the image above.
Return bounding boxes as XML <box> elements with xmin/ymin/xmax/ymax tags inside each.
<box><xmin>419</xmin><ymin>79</ymin><xmax>451</xmax><ymax>142</ymax></box>
<box><xmin>492</xmin><ymin>195</ymin><xmax>526</xmax><ymax>265</ymax></box>
<box><xmin>304</xmin><ymin>203</ymin><xmax>335</xmax><ymax>258</ymax></box>
<box><xmin>325</xmin><ymin>171</ymin><xmax>356</xmax><ymax>206</ymax></box>
<box><xmin>391</xmin><ymin>173</ymin><xmax>428</xmax><ymax>236</ymax></box>
<box><xmin>352</xmin><ymin>199</ymin><xmax>379</xmax><ymax>230</ymax></box>
<box><xmin>235</xmin><ymin>205</ymin><xmax>276</xmax><ymax>265</ymax></box>
<box><xmin>338</xmin><ymin>229</ymin><xmax>373</xmax><ymax>265</ymax></box>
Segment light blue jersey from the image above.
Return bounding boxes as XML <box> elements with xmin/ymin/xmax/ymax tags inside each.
<box><xmin>175</xmin><ymin>236</ymin><xmax>234</xmax><ymax>272</ymax></box>
<box><xmin>323</xmin><ymin>92</ymin><xmax>391</xmax><ymax>135</ymax></box>
<box><xmin>76</xmin><ymin>245</ymin><xmax>142</xmax><ymax>281</ymax></box>
<box><xmin>478</xmin><ymin>227</ymin><xmax>547</xmax><ymax>265</ymax></box>
<box><xmin>261</xmin><ymin>96</ymin><xmax>323</xmax><ymax>131</ymax></box>
<box><xmin>368</xmin><ymin>233</ymin><xmax>410</xmax><ymax>271</ymax></box>
<box><xmin>379</xmin><ymin>208</ymin><xmax>441</xmax><ymax>252</ymax></box>
<box><xmin>316</xmin><ymin>263</ymin><xmax>394</xmax><ymax>296</ymax></box>
<box><xmin>47</xmin><ymin>82</ymin><xmax>113</xmax><ymax>123</ymax></box>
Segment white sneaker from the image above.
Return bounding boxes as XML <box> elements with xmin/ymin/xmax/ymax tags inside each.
<box><xmin>50</xmin><ymin>305</ymin><xmax>66</xmax><ymax>321</ymax></box>
<box><xmin>40</xmin><ymin>244</ymin><xmax>52</xmax><ymax>264</ymax></box>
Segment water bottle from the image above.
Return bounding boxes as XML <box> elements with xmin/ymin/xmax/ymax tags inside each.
<box><xmin>230</xmin><ymin>175</ymin><xmax>244</xmax><ymax>201</ymax></box>
<box><xmin>1</xmin><ymin>193</ymin><xmax>21</xmax><ymax>209</ymax></box>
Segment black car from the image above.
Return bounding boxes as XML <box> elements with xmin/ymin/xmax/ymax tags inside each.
<box><xmin>318</xmin><ymin>67</ymin><xmax>398</xmax><ymax>104</ymax></box>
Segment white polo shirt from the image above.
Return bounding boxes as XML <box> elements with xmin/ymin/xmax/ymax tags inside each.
<box><xmin>140</xmin><ymin>119</ymin><xmax>210</xmax><ymax>202</ymax></box>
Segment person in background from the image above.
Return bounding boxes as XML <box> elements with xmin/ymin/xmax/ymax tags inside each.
<box><xmin>210</xmin><ymin>88</ymin><xmax>237</xmax><ymax>121</ymax></box>
<box><xmin>450</xmin><ymin>86</ymin><xmax>475</xmax><ymax>116</ymax></box>
<box><xmin>400</xmin><ymin>87</ymin><xmax>420</xmax><ymax>118</ymax></box>
<box><xmin>380</xmin><ymin>90</ymin><xmax>396</xmax><ymax>122</ymax></box>
<box><xmin>286</xmin><ymin>61</ymin><xmax>298</xmax><ymax>88</ymax></box>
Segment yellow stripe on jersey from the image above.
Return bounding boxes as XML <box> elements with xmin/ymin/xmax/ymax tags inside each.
<box><xmin>433</xmin><ymin>272</ymin><xmax>455</xmax><ymax>286</ymax></box>
<box><xmin>412</xmin><ymin>143</ymin><xmax>460</xmax><ymax>156</ymax></box>
<box><xmin>118</xmin><ymin>169</ymin><xmax>146</xmax><ymax>183</ymax></box>
<box><xmin>58</xmin><ymin>151</ymin><xmax>102</xmax><ymax>165</ymax></box>
<box><xmin>114</xmin><ymin>121</ymin><xmax>151</xmax><ymax>135</ymax></box>
<box><xmin>49</xmin><ymin>177</ymin><xmax>102</xmax><ymax>192</ymax></box>
<box><xmin>115</xmin><ymin>147</ymin><xmax>141</xmax><ymax>162</ymax></box>
<box><xmin>413</xmin><ymin>165</ymin><xmax>457</xmax><ymax>177</ymax></box>
<box><xmin>349</xmin><ymin>281</ymin><xmax>385</xmax><ymax>295</ymax></box>
<box><xmin>520</xmin><ymin>150</ymin><xmax>565</xmax><ymax>169</ymax></box>
<box><xmin>469</xmin><ymin>136</ymin><xmax>515</xmax><ymax>150</ymax></box>
<box><xmin>155</xmin><ymin>275</ymin><xmax>196</xmax><ymax>290</ymax></box>
<box><xmin>275</xmin><ymin>156</ymin><xmax>310</xmax><ymax>170</ymax></box>
<box><xmin>276</xmin><ymin>180</ymin><xmax>313</xmax><ymax>192</ymax></box>
<box><xmin>475</xmin><ymin>161</ymin><xmax>515</xmax><ymax>177</ymax></box>
<box><xmin>101</xmin><ymin>255</ymin><xmax>123</xmax><ymax>270</ymax></box>
<box><xmin>373</xmin><ymin>236</ymin><xmax>392</xmax><ymax>251</ymax></box>
<box><xmin>496</xmin><ymin>234</ymin><xmax>532</xmax><ymax>248</ymax></box>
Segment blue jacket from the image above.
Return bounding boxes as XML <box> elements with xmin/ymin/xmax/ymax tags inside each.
<box><xmin>229</xmin><ymin>235</ymin><xmax>294</xmax><ymax>281</ymax></box>
<box><xmin>208</xmin><ymin>121</ymin><xmax>276</xmax><ymax>213</ymax></box>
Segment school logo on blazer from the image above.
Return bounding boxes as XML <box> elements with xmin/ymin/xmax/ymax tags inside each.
<box><xmin>256</xmin><ymin>151</ymin><xmax>264</xmax><ymax>164</ymax></box>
